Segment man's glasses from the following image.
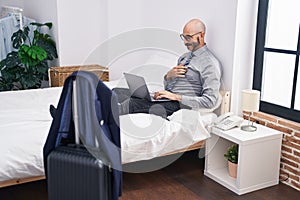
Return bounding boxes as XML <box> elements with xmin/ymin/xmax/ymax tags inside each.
<box><xmin>180</xmin><ymin>32</ymin><xmax>201</xmax><ymax>41</ymax></box>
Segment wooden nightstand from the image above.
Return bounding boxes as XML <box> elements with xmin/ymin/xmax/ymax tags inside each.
<box><xmin>204</xmin><ymin>121</ymin><xmax>282</xmax><ymax>195</ymax></box>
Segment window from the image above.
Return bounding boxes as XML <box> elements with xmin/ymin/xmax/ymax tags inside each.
<box><xmin>254</xmin><ymin>0</ymin><xmax>300</xmax><ymax>122</ymax></box>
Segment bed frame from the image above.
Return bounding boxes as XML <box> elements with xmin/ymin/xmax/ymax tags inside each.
<box><xmin>0</xmin><ymin>91</ymin><xmax>230</xmax><ymax>188</ymax></box>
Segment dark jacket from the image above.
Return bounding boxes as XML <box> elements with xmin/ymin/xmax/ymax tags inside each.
<box><xmin>43</xmin><ymin>71</ymin><xmax>122</xmax><ymax>200</ymax></box>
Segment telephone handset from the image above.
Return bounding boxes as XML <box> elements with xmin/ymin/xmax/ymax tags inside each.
<box><xmin>213</xmin><ymin>112</ymin><xmax>243</xmax><ymax>131</ymax></box>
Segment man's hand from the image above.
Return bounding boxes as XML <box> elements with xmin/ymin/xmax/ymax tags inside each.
<box><xmin>154</xmin><ymin>91</ymin><xmax>182</xmax><ymax>101</ymax></box>
<box><xmin>165</xmin><ymin>64</ymin><xmax>188</xmax><ymax>80</ymax></box>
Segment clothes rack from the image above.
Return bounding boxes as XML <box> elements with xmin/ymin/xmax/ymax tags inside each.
<box><xmin>0</xmin><ymin>5</ymin><xmax>35</xmax><ymax>60</ymax></box>
<box><xmin>1</xmin><ymin>5</ymin><xmax>23</xmax><ymax>29</ymax></box>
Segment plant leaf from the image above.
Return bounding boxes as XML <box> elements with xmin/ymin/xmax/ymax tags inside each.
<box><xmin>30</xmin><ymin>22</ymin><xmax>53</xmax><ymax>29</ymax></box>
<box><xmin>11</xmin><ymin>28</ymin><xmax>28</xmax><ymax>49</ymax></box>
<box><xmin>224</xmin><ymin>144</ymin><xmax>239</xmax><ymax>164</ymax></box>
<box><xmin>0</xmin><ymin>20</ymin><xmax>57</xmax><ymax>91</ymax></box>
<box><xmin>0</xmin><ymin>51</ymin><xmax>21</xmax><ymax>70</ymax></box>
<box><xmin>35</xmin><ymin>34</ymin><xmax>58</xmax><ymax>60</ymax></box>
<box><xmin>19</xmin><ymin>45</ymin><xmax>47</xmax><ymax>67</ymax></box>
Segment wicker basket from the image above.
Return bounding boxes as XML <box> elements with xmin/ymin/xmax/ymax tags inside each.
<box><xmin>49</xmin><ymin>65</ymin><xmax>109</xmax><ymax>87</ymax></box>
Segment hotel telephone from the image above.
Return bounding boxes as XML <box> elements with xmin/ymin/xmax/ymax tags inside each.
<box><xmin>213</xmin><ymin>112</ymin><xmax>243</xmax><ymax>131</ymax></box>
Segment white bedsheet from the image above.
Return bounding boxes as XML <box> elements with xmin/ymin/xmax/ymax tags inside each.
<box><xmin>121</xmin><ymin>110</ymin><xmax>215</xmax><ymax>163</ymax></box>
<box><xmin>0</xmin><ymin>88</ymin><xmax>62</xmax><ymax>182</ymax></box>
<box><xmin>0</xmin><ymin>84</ymin><xmax>215</xmax><ymax>182</ymax></box>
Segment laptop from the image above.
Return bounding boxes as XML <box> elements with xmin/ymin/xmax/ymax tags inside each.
<box><xmin>124</xmin><ymin>73</ymin><xmax>170</xmax><ymax>102</ymax></box>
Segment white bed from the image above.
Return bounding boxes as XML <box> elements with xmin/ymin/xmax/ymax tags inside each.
<box><xmin>0</xmin><ymin>88</ymin><xmax>62</xmax><ymax>187</ymax></box>
<box><xmin>0</xmin><ymin>81</ymin><xmax>229</xmax><ymax>187</ymax></box>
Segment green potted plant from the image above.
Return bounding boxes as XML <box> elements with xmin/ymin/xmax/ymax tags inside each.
<box><xmin>224</xmin><ymin>144</ymin><xmax>238</xmax><ymax>178</ymax></box>
<box><xmin>0</xmin><ymin>22</ymin><xmax>58</xmax><ymax>91</ymax></box>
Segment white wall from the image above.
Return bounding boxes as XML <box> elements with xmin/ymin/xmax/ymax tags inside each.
<box><xmin>1</xmin><ymin>0</ymin><xmax>58</xmax><ymax>33</ymax></box>
<box><xmin>1</xmin><ymin>0</ymin><xmax>260</xmax><ymax>115</ymax></box>
<box><xmin>1</xmin><ymin>0</ymin><xmax>238</xmax><ymax>88</ymax></box>
<box><xmin>231</xmin><ymin>0</ymin><xmax>259</xmax><ymax>115</ymax></box>
<box><xmin>56</xmin><ymin>0</ymin><xmax>107</xmax><ymax>66</ymax></box>
<box><xmin>1</xmin><ymin>0</ymin><xmax>107</xmax><ymax>67</ymax></box>
<box><xmin>105</xmin><ymin>0</ymin><xmax>238</xmax><ymax>87</ymax></box>
<box><xmin>0</xmin><ymin>0</ymin><xmax>24</xmax><ymax>10</ymax></box>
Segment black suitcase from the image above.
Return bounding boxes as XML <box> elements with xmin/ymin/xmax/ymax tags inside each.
<box><xmin>47</xmin><ymin>145</ymin><xmax>112</xmax><ymax>200</ymax></box>
<box><xmin>45</xmin><ymin>74</ymin><xmax>122</xmax><ymax>200</ymax></box>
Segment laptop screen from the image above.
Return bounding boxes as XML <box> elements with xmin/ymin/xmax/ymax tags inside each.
<box><xmin>124</xmin><ymin>73</ymin><xmax>152</xmax><ymax>101</ymax></box>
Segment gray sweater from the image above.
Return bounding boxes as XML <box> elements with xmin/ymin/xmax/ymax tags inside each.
<box><xmin>164</xmin><ymin>45</ymin><xmax>222</xmax><ymax>109</ymax></box>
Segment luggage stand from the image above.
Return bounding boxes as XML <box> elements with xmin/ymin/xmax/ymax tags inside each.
<box><xmin>47</xmin><ymin>80</ymin><xmax>112</xmax><ymax>200</ymax></box>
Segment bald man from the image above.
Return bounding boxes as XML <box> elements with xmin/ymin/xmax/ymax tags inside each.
<box><xmin>115</xmin><ymin>19</ymin><xmax>222</xmax><ymax>118</ymax></box>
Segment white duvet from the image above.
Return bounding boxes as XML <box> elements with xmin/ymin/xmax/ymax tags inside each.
<box><xmin>0</xmin><ymin>85</ymin><xmax>215</xmax><ymax>182</ymax></box>
<box><xmin>0</xmin><ymin>88</ymin><xmax>62</xmax><ymax>182</ymax></box>
<box><xmin>121</xmin><ymin>110</ymin><xmax>214</xmax><ymax>163</ymax></box>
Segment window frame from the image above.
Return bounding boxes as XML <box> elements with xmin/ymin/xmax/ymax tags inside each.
<box><xmin>253</xmin><ymin>0</ymin><xmax>300</xmax><ymax>123</ymax></box>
